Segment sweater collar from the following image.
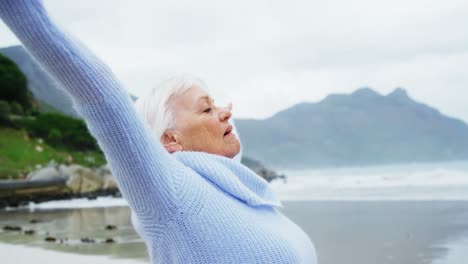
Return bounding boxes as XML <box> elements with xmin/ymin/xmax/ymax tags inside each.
<box><xmin>173</xmin><ymin>152</ymin><xmax>283</xmax><ymax>209</ymax></box>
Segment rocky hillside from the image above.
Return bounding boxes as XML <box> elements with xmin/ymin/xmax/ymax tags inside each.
<box><xmin>236</xmin><ymin>88</ymin><xmax>468</xmax><ymax>168</ymax></box>
<box><xmin>0</xmin><ymin>45</ymin><xmax>138</xmax><ymax>117</ymax></box>
<box><xmin>6</xmin><ymin>45</ymin><xmax>466</xmax><ymax>170</ymax></box>
<box><xmin>0</xmin><ymin>45</ymin><xmax>79</xmax><ymax>117</ymax></box>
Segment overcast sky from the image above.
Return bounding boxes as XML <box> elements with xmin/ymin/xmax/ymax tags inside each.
<box><xmin>1</xmin><ymin>0</ymin><xmax>468</xmax><ymax>121</ymax></box>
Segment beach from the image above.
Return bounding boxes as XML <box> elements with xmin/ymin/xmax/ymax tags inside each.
<box><xmin>1</xmin><ymin>162</ymin><xmax>468</xmax><ymax>263</ymax></box>
<box><xmin>1</xmin><ymin>200</ymin><xmax>468</xmax><ymax>264</ymax></box>
<box><xmin>0</xmin><ymin>242</ymin><xmax>146</xmax><ymax>264</ymax></box>
<box><xmin>281</xmin><ymin>200</ymin><xmax>468</xmax><ymax>264</ymax></box>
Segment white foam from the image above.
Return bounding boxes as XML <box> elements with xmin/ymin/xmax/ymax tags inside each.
<box><xmin>432</xmin><ymin>234</ymin><xmax>468</xmax><ymax>264</ymax></box>
<box><xmin>271</xmin><ymin>161</ymin><xmax>468</xmax><ymax>201</ymax></box>
<box><xmin>6</xmin><ymin>196</ymin><xmax>129</xmax><ymax>211</ymax></box>
<box><xmin>7</xmin><ymin>162</ymin><xmax>468</xmax><ymax>208</ymax></box>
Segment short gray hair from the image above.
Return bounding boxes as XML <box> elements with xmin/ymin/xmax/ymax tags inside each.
<box><xmin>135</xmin><ymin>74</ymin><xmax>208</xmax><ymax>141</ymax></box>
<box><xmin>135</xmin><ymin>74</ymin><xmax>242</xmax><ymax>162</ymax></box>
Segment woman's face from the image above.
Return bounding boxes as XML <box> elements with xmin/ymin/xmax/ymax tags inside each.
<box><xmin>162</xmin><ymin>86</ymin><xmax>241</xmax><ymax>158</ymax></box>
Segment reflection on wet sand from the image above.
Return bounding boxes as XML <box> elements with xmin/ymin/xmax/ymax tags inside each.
<box><xmin>0</xmin><ymin>206</ymin><xmax>149</xmax><ymax>262</ymax></box>
<box><xmin>1</xmin><ymin>201</ymin><xmax>468</xmax><ymax>264</ymax></box>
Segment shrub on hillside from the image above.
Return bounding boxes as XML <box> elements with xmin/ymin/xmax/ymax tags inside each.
<box><xmin>9</xmin><ymin>101</ymin><xmax>24</xmax><ymax>115</ymax></box>
<box><xmin>0</xmin><ymin>100</ymin><xmax>12</xmax><ymax>126</ymax></box>
<box><xmin>0</xmin><ymin>53</ymin><xmax>34</xmax><ymax>112</ymax></box>
<box><xmin>47</xmin><ymin>128</ymin><xmax>62</xmax><ymax>145</ymax></box>
<box><xmin>18</xmin><ymin>112</ymin><xmax>100</xmax><ymax>151</ymax></box>
<box><xmin>0</xmin><ymin>100</ymin><xmax>10</xmax><ymax>116</ymax></box>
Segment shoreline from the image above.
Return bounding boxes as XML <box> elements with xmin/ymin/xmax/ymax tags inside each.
<box><xmin>5</xmin><ymin>196</ymin><xmax>129</xmax><ymax>211</ymax></box>
<box><xmin>1</xmin><ymin>200</ymin><xmax>467</xmax><ymax>264</ymax></box>
<box><xmin>280</xmin><ymin>200</ymin><xmax>468</xmax><ymax>264</ymax></box>
<box><xmin>4</xmin><ymin>195</ymin><xmax>468</xmax><ymax>213</ymax></box>
<box><xmin>0</xmin><ymin>242</ymin><xmax>147</xmax><ymax>264</ymax></box>
<box><xmin>433</xmin><ymin>235</ymin><xmax>468</xmax><ymax>264</ymax></box>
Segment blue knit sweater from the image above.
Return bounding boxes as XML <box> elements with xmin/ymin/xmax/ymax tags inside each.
<box><xmin>0</xmin><ymin>1</ymin><xmax>317</xmax><ymax>263</ymax></box>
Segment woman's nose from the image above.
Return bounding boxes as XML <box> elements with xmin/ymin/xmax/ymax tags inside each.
<box><xmin>219</xmin><ymin>102</ymin><xmax>232</xmax><ymax>122</ymax></box>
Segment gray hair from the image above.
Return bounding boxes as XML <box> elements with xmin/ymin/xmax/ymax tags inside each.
<box><xmin>135</xmin><ymin>74</ymin><xmax>209</xmax><ymax>142</ymax></box>
<box><xmin>134</xmin><ymin>73</ymin><xmax>242</xmax><ymax>162</ymax></box>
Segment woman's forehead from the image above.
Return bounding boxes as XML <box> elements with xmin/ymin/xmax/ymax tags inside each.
<box><xmin>170</xmin><ymin>86</ymin><xmax>212</xmax><ymax>109</ymax></box>
<box><xmin>183</xmin><ymin>86</ymin><xmax>212</xmax><ymax>103</ymax></box>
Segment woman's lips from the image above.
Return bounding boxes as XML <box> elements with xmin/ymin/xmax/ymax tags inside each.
<box><xmin>223</xmin><ymin>130</ymin><xmax>238</xmax><ymax>142</ymax></box>
<box><xmin>224</xmin><ymin>125</ymin><xmax>233</xmax><ymax>136</ymax></box>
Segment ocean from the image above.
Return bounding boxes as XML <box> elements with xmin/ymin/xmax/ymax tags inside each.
<box><xmin>272</xmin><ymin>160</ymin><xmax>468</xmax><ymax>201</ymax></box>
<box><xmin>0</xmin><ymin>161</ymin><xmax>467</xmax><ymax>264</ymax></box>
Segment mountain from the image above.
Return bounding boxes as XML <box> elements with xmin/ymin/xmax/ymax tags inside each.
<box><xmin>0</xmin><ymin>45</ymin><xmax>137</xmax><ymax>117</ymax></box>
<box><xmin>0</xmin><ymin>46</ymin><xmax>80</xmax><ymax>117</ymax></box>
<box><xmin>235</xmin><ymin>88</ymin><xmax>468</xmax><ymax>168</ymax></box>
<box><xmin>4</xmin><ymin>45</ymin><xmax>467</xmax><ymax>169</ymax></box>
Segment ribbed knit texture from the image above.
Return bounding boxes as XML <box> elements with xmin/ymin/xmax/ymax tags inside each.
<box><xmin>0</xmin><ymin>1</ymin><xmax>317</xmax><ymax>263</ymax></box>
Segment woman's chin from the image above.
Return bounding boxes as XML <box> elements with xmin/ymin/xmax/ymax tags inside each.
<box><xmin>227</xmin><ymin>140</ymin><xmax>241</xmax><ymax>158</ymax></box>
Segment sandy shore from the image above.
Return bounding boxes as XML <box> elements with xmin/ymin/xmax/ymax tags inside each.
<box><xmin>0</xmin><ymin>242</ymin><xmax>148</xmax><ymax>264</ymax></box>
<box><xmin>1</xmin><ymin>200</ymin><xmax>467</xmax><ymax>264</ymax></box>
<box><xmin>281</xmin><ymin>201</ymin><xmax>468</xmax><ymax>264</ymax></box>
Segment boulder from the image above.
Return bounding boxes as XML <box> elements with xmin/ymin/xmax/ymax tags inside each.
<box><xmin>26</xmin><ymin>167</ymin><xmax>61</xmax><ymax>181</ymax></box>
<box><xmin>254</xmin><ymin>167</ymin><xmax>286</xmax><ymax>183</ymax></box>
<box><xmin>242</xmin><ymin>156</ymin><xmax>287</xmax><ymax>182</ymax></box>
<box><xmin>45</xmin><ymin>236</ymin><xmax>57</xmax><ymax>243</ymax></box>
<box><xmin>95</xmin><ymin>164</ymin><xmax>118</xmax><ymax>191</ymax></box>
<box><xmin>58</xmin><ymin>164</ymin><xmax>84</xmax><ymax>179</ymax></box>
<box><xmin>62</xmin><ymin>164</ymin><xmax>103</xmax><ymax>194</ymax></box>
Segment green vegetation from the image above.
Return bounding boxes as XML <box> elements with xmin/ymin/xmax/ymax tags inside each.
<box><xmin>0</xmin><ymin>53</ymin><xmax>36</xmax><ymax>114</ymax></box>
<box><xmin>0</xmin><ymin>128</ymin><xmax>106</xmax><ymax>179</ymax></box>
<box><xmin>0</xmin><ymin>100</ymin><xmax>10</xmax><ymax>125</ymax></box>
<box><xmin>15</xmin><ymin>112</ymin><xmax>100</xmax><ymax>151</ymax></box>
<box><xmin>0</xmin><ymin>52</ymin><xmax>106</xmax><ymax>180</ymax></box>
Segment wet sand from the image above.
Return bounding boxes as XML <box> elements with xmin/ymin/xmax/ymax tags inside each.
<box><xmin>0</xmin><ymin>242</ymin><xmax>146</xmax><ymax>264</ymax></box>
<box><xmin>280</xmin><ymin>201</ymin><xmax>468</xmax><ymax>264</ymax></box>
<box><xmin>0</xmin><ymin>201</ymin><xmax>467</xmax><ymax>263</ymax></box>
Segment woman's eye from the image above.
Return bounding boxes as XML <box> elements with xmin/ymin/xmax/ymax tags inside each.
<box><xmin>203</xmin><ymin>108</ymin><xmax>212</xmax><ymax>113</ymax></box>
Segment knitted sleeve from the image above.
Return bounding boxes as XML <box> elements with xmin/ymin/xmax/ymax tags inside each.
<box><xmin>0</xmin><ymin>0</ymin><xmax>195</xmax><ymax>221</ymax></box>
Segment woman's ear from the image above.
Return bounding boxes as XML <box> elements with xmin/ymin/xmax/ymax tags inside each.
<box><xmin>161</xmin><ymin>130</ymin><xmax>183</xmax><ymax>153</ymax></box>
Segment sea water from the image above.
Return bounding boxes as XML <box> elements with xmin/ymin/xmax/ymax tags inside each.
<box><xmin>270</xmin><ymin>161</ymin><xmax>468</xmax><ymax>263</ymax></box>
<box><xmin>19</xmin><ymin>160</ymin><xmax>468</xmax><ymax>211</ymax></box>
<box><xmin>3</xmin><ymin>161</ymin><xmax>468</xmax><ymax>263</ymax></box>
<box><xmin>271</xmin><ymin>160</ymin><xmax>468</xmax><ymax>201</ymax></box>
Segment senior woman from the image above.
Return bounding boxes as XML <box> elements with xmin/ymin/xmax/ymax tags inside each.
<box><xmin>0</xmin><ymin>1</ymin><xmax>317</xmax><ymax>263</ymax></box>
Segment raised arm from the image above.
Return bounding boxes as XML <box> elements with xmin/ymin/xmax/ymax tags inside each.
<box><xmin>0</xmin><ymin>0</ymin><xmax>193</xmax><ymax>220</ymax></box>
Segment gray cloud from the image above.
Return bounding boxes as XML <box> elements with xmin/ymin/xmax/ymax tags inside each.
<box><xmin>1</xmin><ymin>0</ymin><xmax>467</xmax><ymax>121</ymax></box>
